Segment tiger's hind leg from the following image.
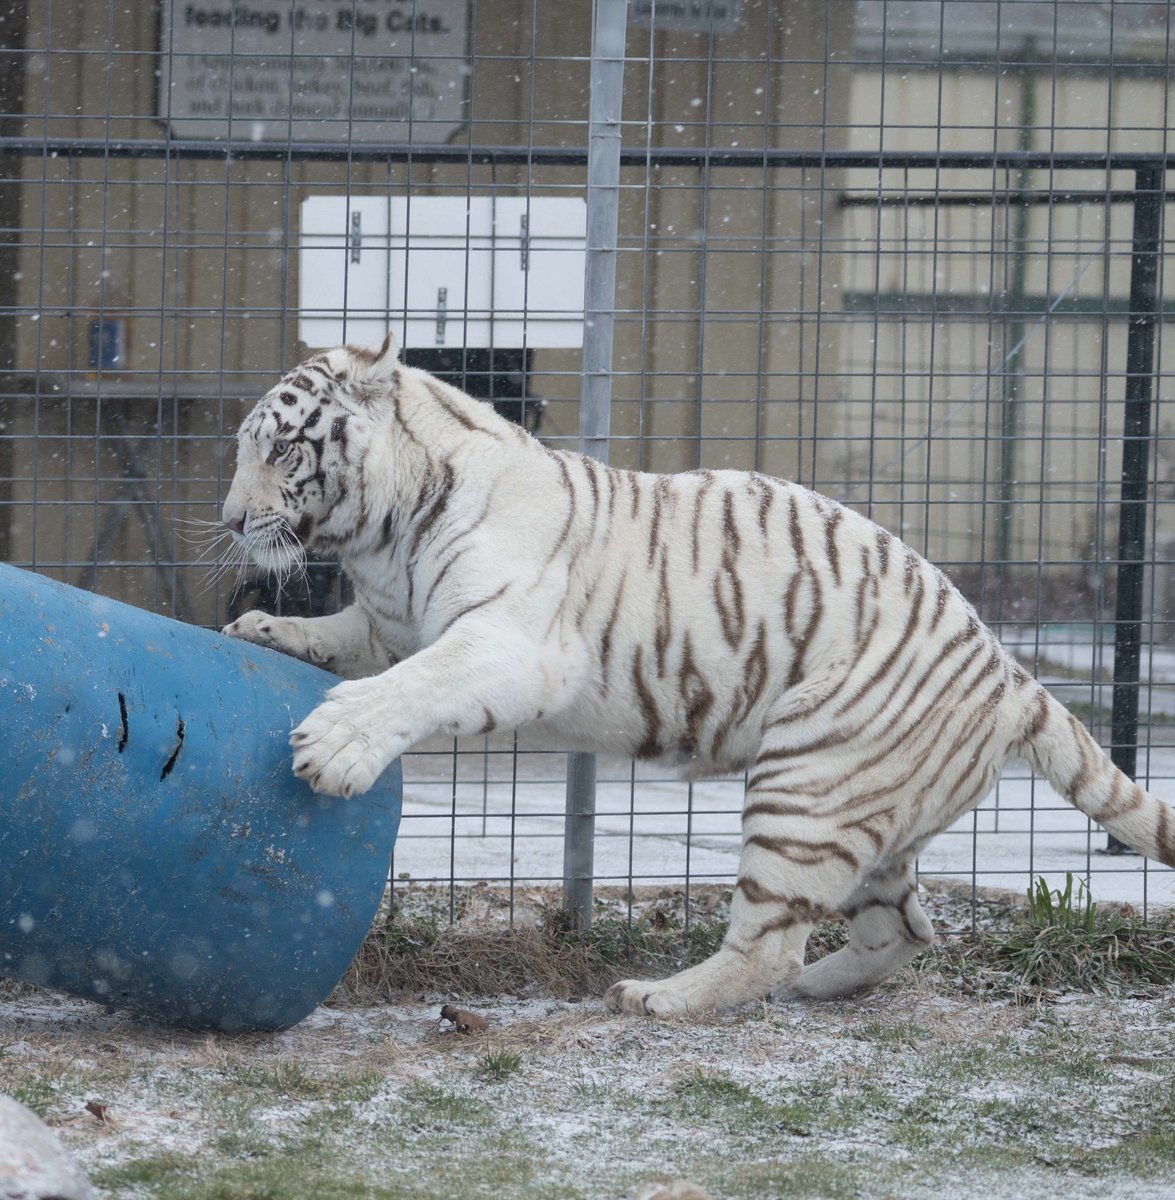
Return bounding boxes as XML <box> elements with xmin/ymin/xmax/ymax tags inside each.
<box><xmin>606</xmin><ymin>791</ymin><xmax>870</xmax><ymax>1017</ymax></box>
<box><xmin>792</xmin><ymin>863</ymin><xmax>934</xmax><ymax>1000</ymax></box>
<box><xmin>604</xmin><ymin>881</ymin><xmax>818</xmax><ymax>1018</ymax></box>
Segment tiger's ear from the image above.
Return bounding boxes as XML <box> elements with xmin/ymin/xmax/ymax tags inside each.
<box><xmin>347</xmin><ymin>331</ymin><xmax>399</xmax><ymax>385</ymax></box>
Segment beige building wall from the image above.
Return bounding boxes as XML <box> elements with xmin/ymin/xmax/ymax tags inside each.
<box><xmin>840</xmin><ymin>63</ymin><xmax>1175</xmax><ymax>602</ymax></box>
<box><xmin>5</xmin><ymin>0</ymin><xmax>853</xmax><ymax>620</ymax></box>
<box><xmin>4</xmin><ymin>0</ymin><xmax>1170</xmax><ymax>624</ymax></box>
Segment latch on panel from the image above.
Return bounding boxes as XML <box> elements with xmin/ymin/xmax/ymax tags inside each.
<box><xmin>435</xmin><ymin>286</ymin><xmax>448</xmax><ymax>346</ymax></box>
<box><xmin>349</xmin><ymin>210</ymin><xmax>362</xmax><ymax>264</ymax></box>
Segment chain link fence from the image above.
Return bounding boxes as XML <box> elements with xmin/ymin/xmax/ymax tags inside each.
<box><xmin>1</xmin><ymin>0</ymin><xmax>1173</xmax><ymax>921</ymax></box>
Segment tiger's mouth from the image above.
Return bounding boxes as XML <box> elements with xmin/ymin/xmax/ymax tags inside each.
<box><xmin>231</xmin><ymin>514</ymin><xmax>306</xmax><ymax>576</ymax></box>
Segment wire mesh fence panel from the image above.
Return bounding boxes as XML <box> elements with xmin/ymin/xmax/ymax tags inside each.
<box><xmin>1</xmin><ymin>0</ymin><xmax>1173</xmax><ymax>923</ymax></box>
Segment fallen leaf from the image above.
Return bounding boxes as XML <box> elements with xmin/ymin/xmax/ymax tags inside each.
<box><xmin>440</xmin><ymin>1004</ymin><xmax>489</xmax><ymax>1033</ymax></box>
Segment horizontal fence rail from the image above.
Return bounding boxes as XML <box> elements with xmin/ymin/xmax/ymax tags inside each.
<box><xmin>1</xmin><ymin>137</ymin><xmax>1173</xmax><ymax>172</ymax></box>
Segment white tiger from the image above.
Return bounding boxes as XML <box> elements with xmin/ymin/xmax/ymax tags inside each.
<box><xmin>221</xmin><ymin>335</ymin><xmax>1175</xmax><ymax>1017</ymax></box>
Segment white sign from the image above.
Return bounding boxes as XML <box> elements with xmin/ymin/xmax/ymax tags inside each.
<box><xmin>299</xmin><ymin>195</ymin><xmax>587</xmax><ymax>350</ymax></box>
<box><xmin>157</xmin><ymin>1</ymin><xmax>471</xmax><ymax>143</ymax></box>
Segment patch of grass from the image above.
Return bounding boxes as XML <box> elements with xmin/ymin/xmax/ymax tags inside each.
<box><xmin>92</xmin><ymin>1153</ymin><xmax>200</xmax><ymax>1193</ymax></box>
<box><xmin>570</xmin><ymin>903</ymin><xmax>741</xmax><ymax>975</ymax></box>
<box><xmin>340</xmin><ymin>895</ymin><xmax>738</xmax><ymax>1003</ymax></box>
<box><xmin>955</xmin><ymin>1079</ymin><xmax>1175</xmax><ymax>1181</ymax></box>
<box><xmin>334</xmin><ymin>1067</ymin><xmax>386</xmax><ymax>1104</ymax></box>
<box><xmin>804</xmin><ymin>919</ymin><xmax>850</xmax><ymax>960</ymax></box>
<box><xmin>230</xmin><ymin>1060</ymin><xmax>327</xmax><ymax>1099</ymax></box>
<box><xmin>374</xmin><ymin>911</ymin><xmax>445</xmax><ymax>954</ymax></box>
<box><xmin>911</xmin><ymin>876</ymin><xmax>1175</xmax><ymax>1002</ymax></box>
<box><xmin>339</xmin><ymin>915</ymin><xmax>599</xmax><ymax>1002</ymax></box>
<box><xmin>13</xmin><ymin>878</ymin><xmax>1175</xmax><ymax>1200</ymax></box>
<box><xmin>351</xmin><ymin>885</ymin><xmax>823</xmax><ymax>1003</ymax></box>
<box><xmin>95</xmin><ymin>1152</ymin><xmax>476</xmax><ymax>1200</ymax></box>
<box><xmin>1019</xmin><ymin>1044</ymin><xmax>1106</xmax><ymax>1086</ymax></box>
<box><xmin>218</xmin><ymin>1059</ymin><xmax>381</xmax><ymax>1107</ymax></box>
<box><xmin>4</xmin><ymin>1072</ymin><xmax>58</xmax><ymax>1117</ymax></box>
<box><xmin>353</xmin><ymin>900</ymin><xmax>1170</xmax><ymax>1012</ymax></box>
<box><xmin>673</xmin><ymin>1065</ymin><xmax>757</xmax><ymax>1104</ymax></box>
<box><xmin>683</xmin><ymin>914</ymin><xmax>727</xmax><ymax>963</ymax></box>
<box><xmin>206</xmin><ymin>1093</ymin><xmax>265</xmax><ymax>1157</ymax></box>
<box><xmin>338</xmin><ymin>884</ymin><xmax>860</xmax><ymax>1008</ymax></box>
<box><xmin>889</xmin><ymin>1088</ymin><xmax>963</xmax><ymax>1152</ymax></box>
<box><xmin>995</xmin><ymin>875</ymin><xmax>1175</xmax><ymax>995</ymax></box>
<box><xmin>400</xmin><ymin>1081</ymin><xmax>492</xmax><ymax>1129</ymax></box>
<box><xmin>882</xmin><ymin>1033</ymin><xmax>1175</xmax><ymax>1174</ymax></box>
<box><xmin>971</xmin><ymin>1094</ymin><xmax>1069</xmax><ymax>1139</ymax></box>
<box><xmin>334</xmin><ymin>878</ymin><xmax>1175</xmax><ymax>1013</ymax></box>
<box><xmin>1027</xmin><ymin>872</ymin><xmax>1098</xmax><ymax>932</ymax></box>
<box><xmin>676</xmin><ymin>1155</ymin><xmax>867</xmax><ymax>1200</ymax></box>
<box><xmin>1081</xmin><ymin>1112</ymin><xmax>1175</xmax><ymax>1180</ymax></box>
<box><xmin>565</xmin><ymin>1070</ymin><xmax>647</xmax><ymax>1110</ymax></box>
<box><xmin>669</xmin><ymin>1069</ymin><xmax>841</xmax><ymax>1141</ymax></box>
<box><xmin>574</xmin><ymin>912</ymin><xmax>678</xmax><ymax>966</ymax></box>
<box><xmin>921</xmin><ymin>1041</ymin><xmax>1017</xmax><ymax>1084</ymax></box>
<box><xmin>846</xmin><ymin>1018</ymin><xmax>926</xmax><ymax>1047</ymax></box>
<box><xmin>0</xmin><ymin>1059</ymin><xmax>123</xmax><ymax>1121</ymax></box>
<box><xmin>473</xmin><ymin>1047</ymin><xmax>523</xmax><ymax>1082</ymax></box>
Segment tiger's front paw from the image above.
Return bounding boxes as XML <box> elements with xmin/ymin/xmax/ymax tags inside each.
<box><xmin>289</xmin><ymin>678</ymin><xmax>404</xmax><ymax>798</ymax></box>
<box><xmin>223</xmin><ymin>610</ymin><xmax>333</xmax><ymax>667</ymax></box>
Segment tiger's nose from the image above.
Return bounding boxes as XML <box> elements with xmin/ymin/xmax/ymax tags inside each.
<box><xmin>224</xmin><ymin>511</ymin><xmax>246</xmax><ymax>535</ymax></box>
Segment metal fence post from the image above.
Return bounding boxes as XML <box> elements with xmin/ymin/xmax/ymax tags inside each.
<box><xmin>1107</xmin><ymin>162</ymin><xmax>1164</xmax><ymax>854</ymax></box>
<box><xmin>0</xmin><ymin>0</ymin><xmax>29</xmax><ymax>566</ymax></box>
<box><xmin>562</xmin><ymin>0</ymin><xmax>627</xmax><ymax>929</ymax></box>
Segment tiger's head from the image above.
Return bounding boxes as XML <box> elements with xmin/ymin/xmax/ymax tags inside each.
<box><xmin>221</xmin><ymin>334</ymin><xmax>399</xmax><ymax>578</ymax></box>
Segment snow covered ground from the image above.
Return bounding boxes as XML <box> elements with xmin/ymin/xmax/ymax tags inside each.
<box><xmin>7</xmin><ymin>982</ymin><xmax>1175</xmax><ymax>1200</ymax></box>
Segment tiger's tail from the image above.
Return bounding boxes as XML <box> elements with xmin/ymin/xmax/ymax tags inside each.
<box><xmin>1021</xmin><ymin>686</ymin><xmax>1175</xmax><ymax>869</ymax></box>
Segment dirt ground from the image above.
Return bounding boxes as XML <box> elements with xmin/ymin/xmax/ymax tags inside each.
<box><xmin>4</xmin><ymin>898</ymin><xmax>1175</xmax><ymax>1200</ymax></box>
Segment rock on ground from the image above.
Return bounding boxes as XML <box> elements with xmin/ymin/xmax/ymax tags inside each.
<box><xmin>0</xmin><ymin>1094</ymin><xmax>96</xmax><ymax>1200</ymax></box>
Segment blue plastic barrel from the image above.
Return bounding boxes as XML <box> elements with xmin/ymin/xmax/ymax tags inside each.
<box><xmin>0</xmin><ymin>563</ymin><xmax>401</xmax><ymax>1031</ymax></box>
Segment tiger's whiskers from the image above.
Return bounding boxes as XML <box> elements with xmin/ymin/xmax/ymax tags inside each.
<box><xmin>173</xmin><ymin>516</ymin><xmax>256</xmax><ymax>597</ymax></box>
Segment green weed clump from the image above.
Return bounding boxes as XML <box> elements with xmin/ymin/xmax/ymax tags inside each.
<box><xmin>1026</xmin><ymin>872</ymin><xmax>1097</xmax><ymax>933</ymax></box>
<box><xmin>996</xmin><ymin>874</ymin><xmax>1175</xmax><ymax>994</ymax></box>
<box><xmin>474</xmin><ymin>1048</ymin><xmax>524</xmax><ymax>1082</ymax></box>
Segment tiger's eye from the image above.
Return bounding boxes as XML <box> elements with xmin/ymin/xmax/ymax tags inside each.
<box><xmin>274</xmin><ymin>439</ymin><xmax>289</xmax><ymax>455</ymax></box>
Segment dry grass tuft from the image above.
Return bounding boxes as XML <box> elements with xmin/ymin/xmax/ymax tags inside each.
<box><xmin>331</xmin><ymin>884</ymin><xmax>852</xmax><ymax>1005</ymax></box>
<box><xmin>336</xmin><ymin>918</ymin><xmax>608</xmax><ymax>1002</ymax></box>
<box><xmin>334</xmin><ymin>910</ymin><xmax>715</xmax><ymax>1003</ymax></box>
<box><xmin>330</xmin><ymin>879</ymin><xmax>1175</xmax><ymax>1009</ymax></box>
